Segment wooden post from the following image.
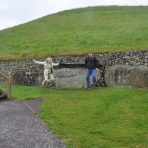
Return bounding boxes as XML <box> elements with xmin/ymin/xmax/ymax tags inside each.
<box><xmin>0</xmin><ymin>70</ymin><xmax>12</xmax><ymax>99</ymax></box>
<box><xmin>8</xmin><ymin>76</ymin><xmax>12</xmax><ymax>98</ymax></box>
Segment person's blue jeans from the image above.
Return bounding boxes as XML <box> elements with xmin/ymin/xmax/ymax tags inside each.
<box><xmin>86</xmin><ymin>68</ymin><xmax>97</xmax><ymax>88</ymax></box>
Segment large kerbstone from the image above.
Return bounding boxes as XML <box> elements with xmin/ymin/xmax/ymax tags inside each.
<box><xmin>54</xmin><ymin>68</ymin><xmax>101</xmax><ymax>88</ymax></box>
<box><xmin>105</xmin><ymin>65</ymin><xmax>148</xmax><ymax>88</ymax></box>
<box><xmin>54</xmin><ymin>68</ymin><xmax>86</xmax><ymax>88</ymax></box>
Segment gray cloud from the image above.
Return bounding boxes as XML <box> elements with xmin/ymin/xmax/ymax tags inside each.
<box><xmin>0</xmin><ymin>0</ymin><xmax>148</xmax><ymax>30</ymax></box>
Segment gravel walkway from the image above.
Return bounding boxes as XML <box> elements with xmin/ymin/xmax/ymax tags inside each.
<box><xmin>0</xmin><ymin>99</ymin><xmax>65</xmax><ymax>148</ymax></box>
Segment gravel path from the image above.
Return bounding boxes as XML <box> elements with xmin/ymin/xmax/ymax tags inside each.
<box><xmin>0</xmin><ymin>100</ymin><xmax>65</xmax><ymax>148</ymax></box>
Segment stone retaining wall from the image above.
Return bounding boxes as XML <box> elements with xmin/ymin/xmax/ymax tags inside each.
<box><xmin>0</xmin><ymin>50</ymin><xmax>147</xmax><ymax>88</ymax></box>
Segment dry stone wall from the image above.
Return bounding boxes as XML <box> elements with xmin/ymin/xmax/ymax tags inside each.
<box><xmin>0</xmin><ymin>50</ymin><xmax>147</xmax><ymax>88</ymax></box>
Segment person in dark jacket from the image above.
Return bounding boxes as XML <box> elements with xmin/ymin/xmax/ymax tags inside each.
<box><xmin>85</xmin><ymin>52</ymin><xmax>99</xmax><ymax>88</ymax></box>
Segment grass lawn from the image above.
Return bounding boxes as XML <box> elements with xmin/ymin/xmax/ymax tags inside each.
<box><xmin>9</xmin><ymin>85</ymin><xmax>148</xmax><ymax>147</ymax></box>
<box><xmin>0</xmin><ymin>6</ymin><xmax>148</xmax><ymax>60</ymax></box>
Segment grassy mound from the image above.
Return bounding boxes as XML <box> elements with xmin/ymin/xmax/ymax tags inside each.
<box><xmin>0</xmin><ymin>6</ymin><xmax>148</xmax><ymax>60</ymax></box>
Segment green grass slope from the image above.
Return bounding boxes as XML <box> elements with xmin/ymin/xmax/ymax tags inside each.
<box><xmin>10</xmin><ymin>86</ymin><xmax>148</xmax><ymax>147</ymax></box>
<box><xmin>0</xmin><ymin>6</ymin><xmax>148</xmax><ymax>60</ymax></box>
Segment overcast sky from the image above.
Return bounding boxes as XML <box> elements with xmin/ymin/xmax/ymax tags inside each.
<box><xmin>0</xmin><ymin>0</ymin><xmax>148</xmax><ymax>30</ymax></box>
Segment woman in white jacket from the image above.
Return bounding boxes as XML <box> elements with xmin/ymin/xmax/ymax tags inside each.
<box><xmin>33</xmin><ymin>57</ymin><xmax>59</xmax><ymax>86</ymax></box>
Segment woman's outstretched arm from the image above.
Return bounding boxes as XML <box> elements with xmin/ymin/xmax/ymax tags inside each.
<box><xmin>33</xmin><ymin>59</ymin><xmax>45</xmax><ymax>65</ymax></box>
